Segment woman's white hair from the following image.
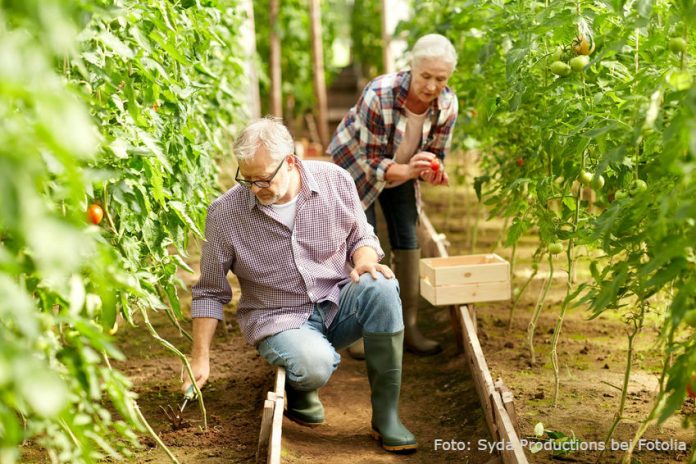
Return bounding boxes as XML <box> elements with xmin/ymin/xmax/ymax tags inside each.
<box><xmin>233</xmin><ymin>116</ymin><xmax>294</xmax><ymax>162</ymax></box>
<box><xmin>410</xmin><ymin>34</ymin><xmax>457</xmax><ymax>72</ymax></box>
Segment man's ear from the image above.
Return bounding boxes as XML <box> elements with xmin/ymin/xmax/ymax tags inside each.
<box><xmin>286</xmin><ymin>154</ymin><xmax>296</xmax><ymax>169</ymax></box>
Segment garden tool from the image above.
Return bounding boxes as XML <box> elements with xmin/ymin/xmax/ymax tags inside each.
<box><xmin>160</xmin><ymin>385</ymin><xmax>196</xmax><ymax>429</ymax></box>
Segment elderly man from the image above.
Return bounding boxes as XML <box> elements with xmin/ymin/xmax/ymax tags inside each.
<box><xmin>328</xmin><ymin>34</ymin><xmax>459</xmax><ymax>358</ymax></box>
<box><xmin>182</xmin><ymin>117</ymin><xmax>417</xmax><ymax>452</ymax></box>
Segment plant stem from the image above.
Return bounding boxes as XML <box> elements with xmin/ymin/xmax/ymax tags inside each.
<box><xmin>139</xmin><ymin>306</ymin><xmax>207</xmax><ymax>429</ymax></box>
<box><xmin>508</xmin><ymin>267</ymin><xmax>537</xmax><ymax>331</ymax></box>
<box><xmin>133</xmin><ymin>400</ymin><xmax>180</xmax><ymax>464</ymax></box>
<box><xmin>527</xmin><ymin>254</ymin><xmax>554</xmax><ymax>365</ymax></box>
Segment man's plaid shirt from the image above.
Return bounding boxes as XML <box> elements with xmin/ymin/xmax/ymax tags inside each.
<box><xmin>327</xmin><ymin>70</ymin><xmax>458</xmax><ymax>209</ymax></box>
<box><xmin>191</xmin><ymin>159</ymin><xmax>383</xmax><ymax>346</ymax></box>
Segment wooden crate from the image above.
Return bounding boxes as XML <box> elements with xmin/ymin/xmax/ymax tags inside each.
<box><xmin>420</xmin><ymin>254</ymin><xmax>511</xmax><ymax>306</ymax></box>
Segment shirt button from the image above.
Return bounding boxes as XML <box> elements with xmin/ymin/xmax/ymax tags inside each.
<box><xmin>298</xmin><ymin>266</ymin><xmax>304</xmax><ymax>271</ymax></box>
<box><xmin>308</xmin><ymin>291</ymin><xmax>314</xmax><ymax>300</ymax></box>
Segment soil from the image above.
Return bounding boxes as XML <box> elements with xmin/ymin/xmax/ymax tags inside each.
<box><xmin>22</xmin><ymin>156</ymin><xmax>694</xmax><ymax>464</ymax></box>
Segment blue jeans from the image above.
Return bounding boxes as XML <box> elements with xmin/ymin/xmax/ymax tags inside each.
<box><xmin>365</xmin><ymin>180</ymin><xmax>418</xmax><ymax>250</ymax></box>
<box><xmin>257</xmin><ymin>273</ymin><xmax>403</xmax><ymax>391</ymax></box>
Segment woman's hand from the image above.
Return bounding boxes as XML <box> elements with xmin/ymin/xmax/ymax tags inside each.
<box><xmin>418</xmin><ymin>153</ymin><xmax>449</xmax><ymax>186</ymax></box>
<box><xmin>408</xmin><ymin>152</ymin><xmax>437</xmax><ymax>179</ymax></box>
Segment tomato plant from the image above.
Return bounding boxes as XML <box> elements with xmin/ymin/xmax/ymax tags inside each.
<box><xmin>403</xmin><ymin>0</ymin><xmax>696</xmax><ymax>459</ymax></box>
<box><xmin>1</xmin><ymin>0</ymin><xmax>249</xmax><ymax>462</ymax></box>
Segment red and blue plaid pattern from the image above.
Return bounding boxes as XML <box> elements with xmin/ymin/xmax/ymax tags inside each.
<box><xmin>327</xmin><ymin>70</ymin><xmax>458</xmax><ymax>209</ymax></box>
<box><xmin>191</xmin><ymin>159</ymin><xmax>383</xmax><ymax>346</ymax></box>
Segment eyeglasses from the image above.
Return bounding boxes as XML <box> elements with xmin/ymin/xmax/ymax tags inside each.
<box><xmin>235</xmin><ymin>157</ymin><xmax>286</xmax><ymax>189</ymax></box>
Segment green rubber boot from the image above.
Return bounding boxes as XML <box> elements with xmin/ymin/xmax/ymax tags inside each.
<box><xmin>285</xmin><ymin>385</ymin><xmax>325</xmax><ymax>427</ymax></box>
<box><xmin>393</xmin><ymin>249</ymin><xmax>442</xmax><ymax>356</ymax></box>
<box><xmin>363</xmin><ymin>330</ymin><xmax>417</xmax><ymax>453</ymax></box>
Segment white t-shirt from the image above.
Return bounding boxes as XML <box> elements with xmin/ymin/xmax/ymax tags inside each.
<box><xmin>270</xmin><ymin>194</ymin><xmax>299</xmax><ymax>229</ymax></box>
<box><xmin>386</xmin><ymin>106</ymin><xmax>428</xmax><ymax>189</ymax></box>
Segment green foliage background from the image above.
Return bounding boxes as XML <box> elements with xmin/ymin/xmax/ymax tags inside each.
<box><xmin>0</xmin><ymin>0</ymin><xmax>248</xmax><ymax>461</ymax></box>
<box><xmin>401</xmin><ymin>0</ymin><xmax>696</xmax><ymax>446</ymax></box>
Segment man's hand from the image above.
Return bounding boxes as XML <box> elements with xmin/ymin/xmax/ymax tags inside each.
<box><xmin>350</xmin><ymin>262</ymin><xmax>395</xmax><ymax>282</ymax></box>
<box><xmin>182</xmin><ymin>355</ymin><xmax>210</xmax><ymax>394</ymax></box>
<box><xmin>350</xmin><ymin>246</ymin><xmax>394</xmax><ymax>282</ymax></box>
<box><xmin>181</xmin><ymin>317</ymin><xmax>218</xmax><ymax>395</ymax></box>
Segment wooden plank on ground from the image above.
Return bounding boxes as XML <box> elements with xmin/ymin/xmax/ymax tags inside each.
<box><xmin>256</xmin><ymin>398</ymin><xmax>275</xmax><ymax>464</ymax></box>
<box><xmin>274</xmin><ymin>367</ymin><xmax>286</xmax><ymax>398</ymax></box>
<box><xmin>458</xmin><ymin>306</ymin><xmax>529</xmax><ymax>464</ymax></box>
<box><xmin>268</xmin><ymin>396</ymin><xmax>284</xmax><ymax>464</ymax></box>
<box><xmin>491</xmin><ymin>392</ymin><xmax>528</xmax><ymax>464</ymax></box>
<box><xmin>458</xmin><ymin>305</ymin><xmax>497</xmax><ymax>441</ymax></box>
<box><xmin>495</xmin><ymin>379</ymin><xmax>519</xmax><ymax>436</ymax></box>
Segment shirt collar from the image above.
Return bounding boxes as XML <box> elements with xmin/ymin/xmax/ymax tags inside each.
<box><xmin>244</xmin><ymin>156</ymin><xmax>318</xmax><ymax>211</ymax></box>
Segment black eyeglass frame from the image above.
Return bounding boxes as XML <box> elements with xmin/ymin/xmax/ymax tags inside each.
<box><xmin>235</xmin><ymin>157</ymin><xmax>287</xmax><ymax>189</ymax></box>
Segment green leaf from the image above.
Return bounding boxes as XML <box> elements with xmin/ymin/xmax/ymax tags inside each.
<box><xmin>169</xmin><ymin>201</ymin><xmax>203</xmax><ymax>238</ymax></box>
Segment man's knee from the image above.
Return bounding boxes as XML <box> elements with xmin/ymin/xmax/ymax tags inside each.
<box><xmin>357</xmin><ymin>274</ymin><xmax>403</xmax><ymax>333</ymax></box>
<box><xmin>287</xmin><ymin>345</ymin><xmax>338</xmax><ymax>391</ymax></box>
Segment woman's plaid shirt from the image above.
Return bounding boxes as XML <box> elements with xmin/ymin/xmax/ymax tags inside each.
<box><xmin>191</xmin><ymin>159</ymin><xmax>383</xmax><ymax>346</ymax></box>
<box><xmin>327</xmin><ymin>70</ymin><xmax>458</xmax><ymax>209</ymax></box>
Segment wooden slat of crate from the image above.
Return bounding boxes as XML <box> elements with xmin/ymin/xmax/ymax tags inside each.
<box><xmin>421</xmin><ymin>278</ymin><xmax>510</xmax><ymax>306</ymax></box>
<box><xmin>420</xmin><ymin>254</ymin><xmax>509</xmax><ymax>287</ymax></box>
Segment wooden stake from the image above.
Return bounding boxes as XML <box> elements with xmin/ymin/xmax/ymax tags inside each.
<box><xmin>308</xmin><ymin>0</ymin><xmax>329</xmax><ymax>147</ymax></box>
<box><xmin>269</xmin><ymin>0</ymin><xmax>282</xmax><ymax>117</ymax></box>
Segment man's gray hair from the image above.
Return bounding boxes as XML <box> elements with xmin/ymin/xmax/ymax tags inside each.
<box><xmin>410</xmin><ymin>34</ymin><xmax>457</xmax><ymax>72</ymax></box>
<box><xmin>233</xmin><ymin>117</ymin><xmax>294</xmax><ymax>161</ymax></box>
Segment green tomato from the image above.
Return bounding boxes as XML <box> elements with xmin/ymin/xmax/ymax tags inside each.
<box><xmin>548</xmin><ymin>242</ymin><xmax>564</xmax><ymax>255</ymax></box>
<box><xmin>614</xmin><ymin>190</ymin><xmax>627</xmax><ymax>200</ymax></box>
<box><xmin>669</xmin><ymin>37</ymin><xmax>687</xmax><ymax>54</ymax></box>
<box><xmin>550</xmin><ymin>61</ymin><xmax>571</xmax><ymax>77</ymax></box>
<box><xmin>570</xmin><ymin>55</ymin><xmax>590</xmax><ymax>72</ymax></box>
<box><xmin>683</xmin><ymin>310</ymin><xmax>696</xmax><ymax>328</ymax></box>
<box><xmin>548</xmin><ymin>47</ymin><xmax>563</xmax><ymax>63</ymax></box>
<box><xmin>580</xmin><ymin>170</ymin><xmax>593</xmax><ymax>186</ymax></box>
<box><xmin>630</xmin><ymin>179</ymin><xmax>648</xmax><ymax>194</ymax></box>
<box><xmin>591</xmin><ymin>174</ymin><xmax>605</xmax><ymax>190</ymax></box>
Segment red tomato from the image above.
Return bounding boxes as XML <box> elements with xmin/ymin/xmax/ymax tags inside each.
<box><xmin>688</xmin><ymin>375</ymin><xmax>696</xmax><ymax>399</ymax></box>
<box><xmin>430</xmin><ymin>159</ymin><xmax>440</xmax><ymax>172</ymax></box>
<box><xmin>87</xmin><ymin>204</ymin><xmax>104</xmax><ymax>225</ymax></box>
<box><xmin>517</xmin><ymin>158</ymin><xmax>524</xmax><ymax>167</ymax></box>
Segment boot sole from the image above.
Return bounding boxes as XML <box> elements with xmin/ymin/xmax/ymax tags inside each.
<box><xmin>370</xmin><ymin>428</ymin><xmax>417</xmax><ymax>453</ymax></box>
<box><xmin>284</xmin><ymin>410</ymin><xmax>325</xmax><ymax>428</ymax></box>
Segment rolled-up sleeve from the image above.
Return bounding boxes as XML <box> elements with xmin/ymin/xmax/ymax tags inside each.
<box><xmin>191</xmin><ymin>205</ymin><xmax>234</xmax><ymax>320</ymax></box>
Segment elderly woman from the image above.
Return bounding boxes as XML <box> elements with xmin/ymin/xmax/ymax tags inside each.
<box><xmin>328</xmin><ymin>34</ymin><xmax>458</xmax><ymax>358</ymax></box>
